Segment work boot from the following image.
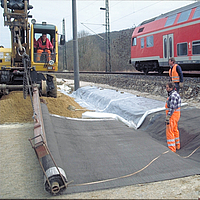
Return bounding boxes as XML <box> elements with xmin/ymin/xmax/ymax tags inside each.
<box><xmin>176</xmin><ymin>144</ymin><xmax>180</xmax><ymax>150</ymax></box>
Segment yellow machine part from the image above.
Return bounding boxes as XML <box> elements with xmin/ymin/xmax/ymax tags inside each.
<box><xmin>0</xmin><ymin>48</ymin><xmax>11</xmax><ymax>68</ymax></box>
<box><xmin>30</xmin><ymin>24</ymin><xmax>58</xmax><ymax>72</ymax></box>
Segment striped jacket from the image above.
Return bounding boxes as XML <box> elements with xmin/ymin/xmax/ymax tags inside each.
<box><xmin>166</xmin><ymin>90</ymin><xmax>181</xmax><ymax>116</ymax></box>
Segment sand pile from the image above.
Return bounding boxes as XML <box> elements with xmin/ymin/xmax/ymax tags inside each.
<box><xmin>0</xmin><ymin>91</ymin><xmax>86</xmax><ymax>124</ymax></box>
<box><xmin>40</xmin><ymin>92</ymin><xmax>87</xmax><ymax>118</ymax></box>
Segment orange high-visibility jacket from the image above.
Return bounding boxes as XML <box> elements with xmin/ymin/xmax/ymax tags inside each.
<box><xmin>169</xmin><ymin>64</ymin><xmax>180</xmax><ymax>83</ymax></box>
<box><xmin>37</xmin><ymin>37</ymin><xmax>53</xmax><ymax>50</ymax></box>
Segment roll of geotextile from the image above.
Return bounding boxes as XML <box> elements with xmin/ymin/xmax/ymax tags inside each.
<box><xmin>41</xmin><ymin>103</ymin><xmax>68</xmax><ymax>195</ymax></box>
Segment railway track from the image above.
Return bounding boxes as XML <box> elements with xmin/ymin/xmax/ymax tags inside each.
<box><xmin>48</xmin><ymin>71</ymin><xmax>200</xmax><ymax>102</ymax></box>
<box><xmin>45</xmin><ymin>71</ymin><xmax>200</xmax><ymax>87</ymax></box>
<box><xmin>45</xmin><ymin>70</ymin><xmax>200</xmax><ymax>78</ymax></box>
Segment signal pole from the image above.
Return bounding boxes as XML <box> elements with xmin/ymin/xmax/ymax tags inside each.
<box><xmin>62</xmin><ymin>18</ymin><xmax>67</xmax><ymax>70</ymax></box>
<box><xmin>100</xmin><ymin>0</ymin><xmax>111</xmax><ymax>72</ymax></box>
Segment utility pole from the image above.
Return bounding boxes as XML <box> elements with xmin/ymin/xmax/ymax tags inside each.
<box><xmin>72</xmin><ymin>0</ymin><xmax>80</xmax><ymax>90</ymax></box>
<box><xmin>62</xmin><ymin>18</ymin><xmax>67</xmax><ymax>70</ymax></box>
<box><xmin>105</xmin><ymin>0</ymin><xmax>111</xmax><ymax>73</ymax></box>
<box><xmin>100</xmin><ymin>0</ymin><xmax>111</xmax><ymax>72</ymax></box>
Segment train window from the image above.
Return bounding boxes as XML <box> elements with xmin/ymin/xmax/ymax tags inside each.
<box><xmin>34</xmin><ymin>33</ymin><xmax>51</xmax><ymax>41</ymax></box>
<box><xmin>141</xmin><ymin>38</ymin><xmax>144</xmax><ymax>48</ymax></box>
<box><xmin>165</xmin><ymin>14</ymin><xmax>177</xmax><ymax>27</ymax></box>
<box><xmin>177</xmin><ymin>9</ymin><xmax>191</xmax><ymax>23</ymax></box>
<box><xmin>192</xmin><ymin>41</ymin><xmax>200</xmax><ymax>55</ymax></box>
<box><xmin>177</xmin><ymin>43</ymin><xmax>188</xmax><ymax>56</ymax></box>
<box><xmin>138</xmin><ymin>27</ymin><xmax>144</xmax><ymax>33</ymax></box>
<box><xmin>193</xmin><ymin>6</ymin><xmax>200</xmax><ymax>19</ymax></box>
<box><xmin>146</xmin><ymin>35</ymin><xmax>154</xmax><ymax>47</ymax></box>
<box><xmin>132</xmin><ymin>37</ymin><xmax>137</xmax><ymax>46</ymax></box>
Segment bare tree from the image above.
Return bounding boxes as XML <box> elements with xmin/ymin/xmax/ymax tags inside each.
<box><xmin>58</xmin><ymin>28</ymin><xmax>134</xmax><ymax>72</ymax></box>
<box><xmin>111</xmin><ymin>29</ymin><xmax>134</xmax><ymax>71</ymax></box>
<box><xmin>62</xmin><ymin>30</ymin><xmax>105</xmax><ymax>71</ymax></box>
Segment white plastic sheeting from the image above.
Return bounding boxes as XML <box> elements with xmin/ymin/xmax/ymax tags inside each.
<box><xmin>66</xmin><ymin>86</ymin><xmax>167</xmax><ymax>129</ymax></box>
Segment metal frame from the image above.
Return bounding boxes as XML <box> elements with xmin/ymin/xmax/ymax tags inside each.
<box><xmin>29</xmin><ymin>134</ymin><xmax>68</xmax><ymax>195</ymax></box>
<box><xmin>29</xmin><ymin>85</ymin><xmax>68</xmax><ymax>195</ymax></box>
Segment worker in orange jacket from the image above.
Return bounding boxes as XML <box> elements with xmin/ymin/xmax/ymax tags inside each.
<box><xmin>169</xmin><ymin>57</ymin><xmax>183</xmax><ymax>93</ymax></box>
<box><xmin>36</xmin><ymin>33</ymin><xmax>53</xmax><ymax>62</ymax></box>
<box><xmin>165</xmin><ymin>82</ymin><xmax>181</xmax><ymax>152</ymax></box>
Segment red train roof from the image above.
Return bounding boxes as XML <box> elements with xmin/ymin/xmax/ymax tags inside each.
<box><xmin>132</xmin><ymin>1</ymin><xmax>200</xmax><ymax>38</ymax></box>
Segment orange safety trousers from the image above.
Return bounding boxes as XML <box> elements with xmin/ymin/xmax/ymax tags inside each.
<box><xmin>166</xmin><ymin>109</ymin><xmax>180</xmax><ymax>152</ymax></box>
<box><xmin>36</xmin><ymin>49</ymin><xmax>51</xmax><ymax>62</ymax></box>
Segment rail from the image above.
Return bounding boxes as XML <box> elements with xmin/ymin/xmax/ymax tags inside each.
<box><xmin>43</xmin><ymin>71</ymin><xmax>200</xmax><ymax>78</ymax></box>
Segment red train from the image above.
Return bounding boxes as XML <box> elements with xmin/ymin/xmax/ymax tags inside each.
<box><xmin>130</xmin><ymin>2</ymin><xmax>200</xmax><ymax>74</ymax></box>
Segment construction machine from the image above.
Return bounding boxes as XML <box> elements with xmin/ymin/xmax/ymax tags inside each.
<box><xmin>0</xmin><ymin>1</ymin><xmax>69</xmax><ymax>195</ymax></box>
<box><xmin>0</xmin><ymin>0</ymin><xmax>59</xmax><ymax>98</ymax></box>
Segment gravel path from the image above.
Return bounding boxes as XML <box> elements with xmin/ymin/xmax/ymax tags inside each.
<box><xmin>0</xmin><ymin>80</ymin><xmax>200</xmax><ymax>199</ymax></box>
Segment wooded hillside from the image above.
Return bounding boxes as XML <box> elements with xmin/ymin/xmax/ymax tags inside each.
<box><xmin>58</xmin><ymin>28</ymin><xmax>135</xmax><ymax>72</ymax></box>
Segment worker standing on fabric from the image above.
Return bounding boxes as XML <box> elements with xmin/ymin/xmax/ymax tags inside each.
<box><xmin>36</xmin><ymin>33</ymin><xmax>53</xmax><ymax>62</ymax></box>
<box><xmin>165</xmin><ymin>82</ymin><xmax>181</xmax><ymax>152</ymax></box>
<box><xmin>169</xmin><ymin>57</ymin><xmax>183</xmax><ymax>93</ymax></box>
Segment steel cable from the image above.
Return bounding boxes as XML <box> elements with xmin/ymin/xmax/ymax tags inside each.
<box><xmin>22</xmin><ymin>53</ymin><xmax>36</xmax><ymax>118</ymax></box>
<box><xmin>69</xmin><ymin>150</ymin><xmax>170</xmax><ymax>187</ymax></box>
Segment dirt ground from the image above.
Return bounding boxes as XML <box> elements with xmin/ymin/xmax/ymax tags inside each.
<box><xmin>0</xmin><ymin>91</ymin><xmax>86</xmax><ymax>124</ymax></box>
<box><xmin>0</xmin><ymin>79</ymin><xmax>200</xmax><ymax>199</ymax></box>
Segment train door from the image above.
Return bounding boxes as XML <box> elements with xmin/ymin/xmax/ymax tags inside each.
<box><xmin>163</xmin><ymin>34</ymin><xmax>174</xmax><ymax>65</ymax></box>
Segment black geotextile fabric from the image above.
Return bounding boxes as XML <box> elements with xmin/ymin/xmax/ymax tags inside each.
<box><xmin>41</xmin><ymin>104</ymin><xmax>65</xmax><ymax>174</ymax></box>
<box><xmin>41</xmin><ymin>104</ymin><xmax>200</xmax><ymax>194</ymax></box>
<box><xmin>140</xmin><ymin>106</ymin><xmax>200</xmax><ymax>163</ymax></box>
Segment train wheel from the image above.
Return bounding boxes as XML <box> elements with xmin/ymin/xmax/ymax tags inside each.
<box><xmin>158</xmin><ymin>69</ymin><xmax>164</xmax><ymax>74</ymax></box>
<box><xmin>135</xmin><ymin>62</ymin><xmax>140</xmax><ymax>71</ymax></box>
<box><xmin>143</xmin><ymin>68</ymin><xmax>149</xmax><ymax>75</ymax></box>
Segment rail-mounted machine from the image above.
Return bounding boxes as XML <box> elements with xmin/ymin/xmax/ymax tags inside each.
<box><xmin>0</xmin><ymin>0</ymin><xmax>69</xmax><ymax>195</ymax></box>
<box><xmin>0</xmin><ymin>0</ymin><xmax>59</xmax><ymax>98</ymax></box>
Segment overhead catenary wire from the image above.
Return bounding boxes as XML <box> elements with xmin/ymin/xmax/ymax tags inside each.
<box><xmin>79</xmin><ymin>0</ymin><xmax>195</xmax><ymax>33</ymax></box>
<box><xmin>61</xmin><ymin>0</ymin><xmax>195</xmax><ymax>41</ymax></box>
<box><xmin>83</xmin><ymin>1</ymin><xmax>121</xmax><ymax>24</ymax></box>
<box><xmin>81</xmin><ymin>23</ymin><xmax>105</xmax><ymax>40</ymax></box>
<box><xmin>83</xmin><ymin>1</ymin><xmax>162</xmax><ymax>33</ymax></box>
<box><xmin>111</xmin><ymin>1</ymin><xmax>161</xmax><ymax>25</ymax></box>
